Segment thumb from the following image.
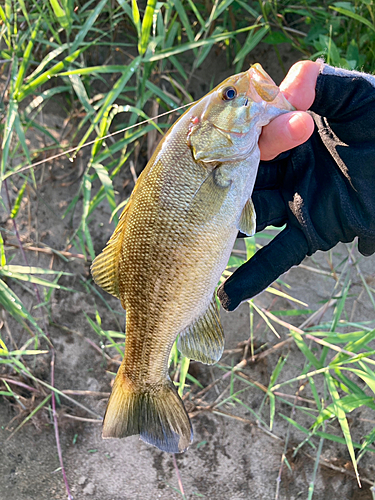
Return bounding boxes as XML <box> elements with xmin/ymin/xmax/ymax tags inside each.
<box><xmin>217</xmin><ymin>226</ymin><xmax>309</xmax><ymax>311</ymax></box>
<box><xmin>259</xmin><ymin>111</ymin><xmax>314</xmax><ymax>161</ymax></box>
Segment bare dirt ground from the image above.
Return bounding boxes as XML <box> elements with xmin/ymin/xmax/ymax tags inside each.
<box><xmin>1</xmin><ymin>44</ymin><xmax>375</xmax><ymax>500</ymax></box>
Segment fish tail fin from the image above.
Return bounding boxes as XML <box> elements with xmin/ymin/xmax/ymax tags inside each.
<box><xmin>102</xmin><ymin>370</ymin><xmax>193</xmax><ymax>453</ymax></box>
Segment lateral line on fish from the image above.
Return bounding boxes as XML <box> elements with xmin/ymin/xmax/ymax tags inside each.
<box><xmin>5</xmin><ymin>102</ymin><xmax>195</xmax><ymax>179</ymax></box>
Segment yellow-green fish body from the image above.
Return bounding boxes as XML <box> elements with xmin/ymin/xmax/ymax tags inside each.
<box><xmin>91</xmin><ymin>64</ymin><xmax>294</xmax><ymax>453</ymax></box>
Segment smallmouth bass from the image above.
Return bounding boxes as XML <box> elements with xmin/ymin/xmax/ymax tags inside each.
<box><xmin>91</xmin><ymin>64</ymin><xmax>294</xmax><ymax>453</ymax></box>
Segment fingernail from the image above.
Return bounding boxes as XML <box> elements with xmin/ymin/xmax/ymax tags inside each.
<box><xmin>288</xmin><ymin>113</ymin><xmax>307</xmax><ymax>142</ymax></box>
<box><xmin>280</xmin><ymin>62</ymin><xmax>304</xmax><ymax>93</ymax></box>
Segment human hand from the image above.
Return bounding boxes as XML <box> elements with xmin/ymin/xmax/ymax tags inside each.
<box><xmin>218</xmin><ymin>61</ymin><xmax>375</xmax><ymax>311</ymax></box>
<box><xmin>259</xmin><ymin>60</ymin><xmax>320</xmax><ymax>161</ymax></box>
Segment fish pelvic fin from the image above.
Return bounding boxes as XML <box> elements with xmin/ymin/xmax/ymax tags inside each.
<box><xmin>90</xmin><ymin>201</ymin><xmax>131</xmax><ymax>299</ymax></box>
<box><xmin>177</xmin><ymin>296</ymin><xmax>224</xmax><ymax>365</ymax></box>
<box><xmin>102</xmin><ymin>370</ymin><xmax>193</xmax><ymax>454</ymax></box>
<box><xmin>238</xmin><ymin>198</ymin><xmax>256</xmax><ymax>236</ymax></box>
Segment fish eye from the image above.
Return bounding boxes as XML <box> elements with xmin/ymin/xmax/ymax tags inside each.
<box><xmin>221</xmin><ymin>86</ymin><xmax>237</xmax><ymax>101</ymax></box>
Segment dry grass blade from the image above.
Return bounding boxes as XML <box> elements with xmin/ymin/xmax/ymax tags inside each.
<box><xmin>61</xmin><ymin>414</ymin><xmax>102</xmax><ymax>423</ymax></box>
<box><xmin>302</xmin><ymin>449</ymin><xmax>374</xmax><ymax>486</ymax></box>
<box><xmin>173</xmin><ymin>455</ymin><xmax>186</xmax><ymax>499</ymax></box>
<box><xmin>5</xmin><ymin>242</ymin><xmax>85</xmax><ymax>260</ymax></box>
<box><xmin>6</xmin><ymin>394</ymin><xmax>52</xmax><ymax>441</ymax></box>
<box><xmin>61</xmin><ymin>390</ymin><xmax>111</xmax><ymax>397</ymax></box>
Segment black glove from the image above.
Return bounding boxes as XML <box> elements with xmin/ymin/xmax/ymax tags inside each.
<box><xmin>218</xmin><ymin>65</ymin><xmax>375</xmax><ymax>311</ymax></box>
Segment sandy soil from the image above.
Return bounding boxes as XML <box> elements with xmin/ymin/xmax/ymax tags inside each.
<box><xmin>1</xmin><ymin>44</ymin><xmax>375</xmax><ymax>500</ymax></box>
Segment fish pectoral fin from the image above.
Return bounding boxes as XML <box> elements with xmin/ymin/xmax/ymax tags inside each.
<box><xmin>189</xmin><ymin>168</ymin><xmax>231</xmax><ymax>218</ymax></box>
<box><xmin>90</xmin><ymin>200</ymin><xmax>130</xmax><ymax>299</ymax></box>
<box><xmin>238</xmin><ymin>198</ymin><xmax>256</xmax><ymax>236</ymax></box>
<box><xmin>102</xmin><ymin>371</ymin><xmax>192</xmax><ymax>454</ymax></box>
<box><xmin>177</xmin><ymin>296</ymin><xmax>224</xmax><ymax>365</ymax></box>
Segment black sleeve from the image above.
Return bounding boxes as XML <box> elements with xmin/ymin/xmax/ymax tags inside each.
<box><xmin>218</xmin><ymin>65</ymin><xmax>375</xmax><ymax>311</ymax></box>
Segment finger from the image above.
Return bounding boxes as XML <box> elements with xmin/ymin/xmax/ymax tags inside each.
<box><xmin>252</xmin><ymin>190</ymin><xmax>287</xmax><ymax>232</ymax></box>
<box><xmin>217</xmin><ymin>226</ymin><xmax>309</xmax><ymax>311</ymax></box>
<box><xmin>280</xmin><ymin>60</ymin><xmax>321</xmax><ymax>110</ymax></box>
<box><xmin>259</xmin><ymin>61</ymin><xmax>320</xmax><ymax>161</ymax></box>
<box><xmin>358</xmin><ymin>236</ymin><xmax>375</xmax><ymax>257</ymax></box>
<box><xmin>259</xmin><ymin>111</ymin><xmax>314</xmax><ymax>161</ymax></box>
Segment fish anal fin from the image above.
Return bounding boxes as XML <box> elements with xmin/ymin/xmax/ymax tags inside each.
<box><xmin>102</xmin><ymin>370</ymin><xmax>193</xmax><ymax>454</ymax></box>
<box><xmin>177</xmin><ymin>296</ymin><xmax>224</xmax><ymax>365</ymax></box>
<box><xmin>238</xmin><ymin>198</ymin><xmax>256</xmax><ymax>236</ymax></box>
<box><xmin>90</xmin><ymin>201</ymin><xmax>130</xmax><ymax>299</ymax></box>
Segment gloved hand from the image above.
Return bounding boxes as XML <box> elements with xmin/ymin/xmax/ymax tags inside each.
<box><xmin>218</xmin><ymin>61</ymin><xmax>375</xmax><ymax>311</ymax></box>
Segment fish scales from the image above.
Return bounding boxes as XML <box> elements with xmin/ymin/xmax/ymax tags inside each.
<box><xmin>91</xmin><ymin>64</ymin><xmax>294</xmax><ymax>453</ymax></box>
<box><xmin>120</xmin><ymin>140</ymin><xmax>227</xmax><ymax>378</ymax></box>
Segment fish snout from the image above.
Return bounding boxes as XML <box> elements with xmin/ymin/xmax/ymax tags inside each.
<box><xmin>247</xmin><ymin>64</ymin><xmax>295</xmax><ymax>112</ymax></box>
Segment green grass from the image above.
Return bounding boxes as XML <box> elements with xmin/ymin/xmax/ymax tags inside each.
<box><xmin>1</xmin><ymin>0</ymin><xmax>375</xmax><ymax>498</ymax></box>
<box><xmin>216</xmin><ymin>240</ymin><xmax>375</xmax><ymax>495</ymax></box>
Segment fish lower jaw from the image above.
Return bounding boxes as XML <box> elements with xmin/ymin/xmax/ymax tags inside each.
<box><xmin>223</xmin><ymin>141</ymin><xmax>258</xmax><ymax>163</ymax></box>
<box><xmin>198</xmin><ymin>141</ymin><xmax>258</xmax><ymax>164</ymax></box>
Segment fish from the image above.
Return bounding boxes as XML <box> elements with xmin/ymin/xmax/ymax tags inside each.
<box><xmin>91</xmin><ymin>63</ymin><xmax>294</xmax><ymax>454</ymax></box>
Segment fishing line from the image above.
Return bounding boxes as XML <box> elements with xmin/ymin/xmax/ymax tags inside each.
<box><xmin>6</xmin><ymin>101</ymin><xmax>194</xmax><ymax>178</ymax></box>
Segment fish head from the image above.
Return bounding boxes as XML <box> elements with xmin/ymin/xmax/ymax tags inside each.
<box><xmin>188</xmin><ymin>63</ymin><xmax>294</xmax><ymax>163</ymax></box>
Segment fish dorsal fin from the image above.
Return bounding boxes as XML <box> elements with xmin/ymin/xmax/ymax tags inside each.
<box><xmin>238</xmin><ymin>198</ymin><xmax>256</xmax><ymax>236</ymax></box>
<box><xmin>90</xmin><ymin>201</ymin><xmax>130</xmax><ymax>299</ymax></box>
<box><xmin>177</xmin><ymin>296</ymin><xmax>224</xmax><ymax>365</ymax></box>
<box><xmin>91</xmin><ymin>169</ymin><xmax>147</xmax><ymax>299</ymax></box>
